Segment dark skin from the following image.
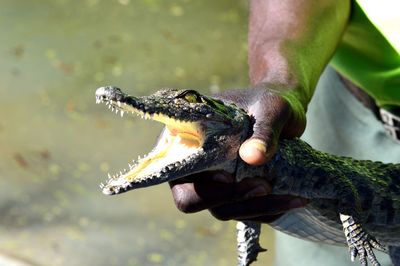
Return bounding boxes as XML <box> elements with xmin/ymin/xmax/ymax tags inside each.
<box><xmin>170</xmin><ymin>0</ymin><xmax>351</xmax><ymax>223</ymax></box>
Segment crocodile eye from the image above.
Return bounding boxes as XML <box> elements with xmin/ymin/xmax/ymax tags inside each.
<box><xmin>178</xmin><ymin>90</ymin><xmax>203</xmax><ymax>103</ymax></box>
<box><xmin>184</xmin><ymin>93</ymin><xmax>200</xmax><ymax>103</ymax></box>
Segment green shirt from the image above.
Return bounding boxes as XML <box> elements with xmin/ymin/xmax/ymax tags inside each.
<box><xmin>330</xmin><ymin>1</ymin><xmax>400</xmax><ymax>108</ymax></box>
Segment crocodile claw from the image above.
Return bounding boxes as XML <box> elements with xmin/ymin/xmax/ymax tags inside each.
<box><xmin>340</xmin><ymin>213</ymin><xmax>386</xmax><ymax>266</ymax></box>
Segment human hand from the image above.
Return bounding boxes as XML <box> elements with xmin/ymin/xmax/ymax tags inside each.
<box><xmin>169</xmin><ymin>88</ymin><xmax>308</xmax><ymax>223</ymax></box>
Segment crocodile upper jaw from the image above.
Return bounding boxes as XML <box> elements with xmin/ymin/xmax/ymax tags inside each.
<box><xmin>96</xmin><ymin>87</ymin><xmax>207</xmax><ymax>194</ymax></box>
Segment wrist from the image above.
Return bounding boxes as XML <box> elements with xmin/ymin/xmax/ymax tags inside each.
<box><xmin>280</xmin><ymin>90</ymin><xmax>307</xmax><ymax>138</ymax></box>
<box><xmin>254</xmin><ymin>83</ymin><xmax>307</xmax><ymax>139</ymax></box>
<box><xmin>249</xmin><ymin>42</ymin><xmax>312</xmax><ymax>114</ymax></box>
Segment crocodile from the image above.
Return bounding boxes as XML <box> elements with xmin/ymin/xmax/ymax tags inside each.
<box><xmin>95</xmin><ymin>86</ymin><xmax>400</xmax><ymax>266</ymax></box>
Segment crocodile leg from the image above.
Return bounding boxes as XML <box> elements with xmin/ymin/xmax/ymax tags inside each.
<box><xmin>340</xmin><ymin>214</ymin><xmax>386</xmax><ymax>266</ymax></box>
<box><xmin>333</xmin><ymin>175</ymin><xmax>387</xmax><ymax>266</ymax></box>
<box><xmin>236</xmin><ymin>221</ymin><xmax>266</xmax><ymax>266</ymax></box>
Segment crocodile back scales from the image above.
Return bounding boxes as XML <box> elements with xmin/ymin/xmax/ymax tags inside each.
<box><xmin>267</xmin><ymin>139</ymin><xmax>400</xmax><ymax>247</ymax></box>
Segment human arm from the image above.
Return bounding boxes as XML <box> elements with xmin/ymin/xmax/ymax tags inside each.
<box><xmin>243</xmin><ymin>0</ymin><xmax>351</xmax><ymax>164</ymax></box>
<box><xmin>170</xmin><ymin>0</ymin><xmax>351</xmax><ymax>222</ymax></box>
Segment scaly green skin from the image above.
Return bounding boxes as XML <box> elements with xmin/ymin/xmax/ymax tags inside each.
<box><xmin>95</xmin><ymin>87</ymin><xmax>400</xmax><ymax>266</ymax></box>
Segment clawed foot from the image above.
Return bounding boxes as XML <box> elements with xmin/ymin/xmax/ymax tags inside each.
<box><xmin>340</xmin><ymin>214</ymin><xmax>386</xmax><ymax>266</ymax></box>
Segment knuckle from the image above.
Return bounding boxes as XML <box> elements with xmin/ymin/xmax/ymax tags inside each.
<box><xmin>171</xmin><ymin>185</ymin><xmax>197</xmax><ymax>213</ymax></box>
<box><xmin>174</xmin><ymin>198</ymin><xmax>194</xmax><ymax>213</ymax></box>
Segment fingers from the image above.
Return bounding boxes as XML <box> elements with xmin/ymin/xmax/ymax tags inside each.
<box><xmin>169</xmin><ymin>172</ymin><xmax>271</xmax><ymax>213</ymax></box>
<box><xmin>209</xmin><ymin>195</ymin><xmax>309</xmax><ymax>222</ymax></box>
<box><xmin>169</xmin><ymin>171</ymin><xmax>309</xmax><ymax>224</ymax></box>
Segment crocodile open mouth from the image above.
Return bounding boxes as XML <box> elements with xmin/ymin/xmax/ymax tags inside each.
<box><xmin>95</xmin><ymin>87</ymin><xmax>205</xmax><ymax>194</ymax></box>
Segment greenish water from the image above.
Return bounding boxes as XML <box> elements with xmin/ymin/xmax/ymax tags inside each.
<box><xmin>0</xmin><ymin>1</ymin><xmax>274</xmax><ymax>265</ymax></box>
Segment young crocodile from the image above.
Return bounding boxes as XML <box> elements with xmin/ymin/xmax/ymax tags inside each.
<box><xmin>95</xmin><ymin>86</ymin><xmax>400</xmax><ymax>266</ymax></box>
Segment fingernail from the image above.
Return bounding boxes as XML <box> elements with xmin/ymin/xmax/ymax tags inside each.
<box><xmin>289</xmin><ymin>198</ymin><xmax>308</xmax><ymax>209</ymax></box>
<box><xmin>246</xmin><ymin>139</ymin><xmax>266</xmax><ymax>154</ymax></box>
<box><xmin>244</xmin><ymin>185</ymin><xmax>269</xmax><ymax>199</ymax></box>
<box><xmin>240</xmin><ymin>139</ymin><xmax>268</xmax><ymax>165</ymax></box>
<box><xmin>212</xmin><ymin>173</ymin><xmax>233</xmax><ymax>183</ymax></box>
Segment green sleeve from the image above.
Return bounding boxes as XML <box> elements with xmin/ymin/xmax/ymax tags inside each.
<box><xmin>330</xmin><ymin>2</ymin><xmax>400</xmax><ymax>108</ymax></box>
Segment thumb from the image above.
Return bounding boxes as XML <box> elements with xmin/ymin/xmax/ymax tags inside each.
<box><xmin>238</xmin><ymin>91</ymin><xmax>290</xmax><ymax>166</ymax></box>
<box><xmin>239</xmin><ymin>138</ymin><xmax>268</xmax><ymax>166</ymax></box>
<box><xmin>239</xmin><ymin>131</ymin><xmax>278</xmax><ymax>166</ymax></box>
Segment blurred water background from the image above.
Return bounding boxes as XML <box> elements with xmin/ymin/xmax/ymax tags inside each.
<box><xmin>0</xmin><ymin>1</ymin><xmax>274</xmax><ymax>265</ymax></box>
